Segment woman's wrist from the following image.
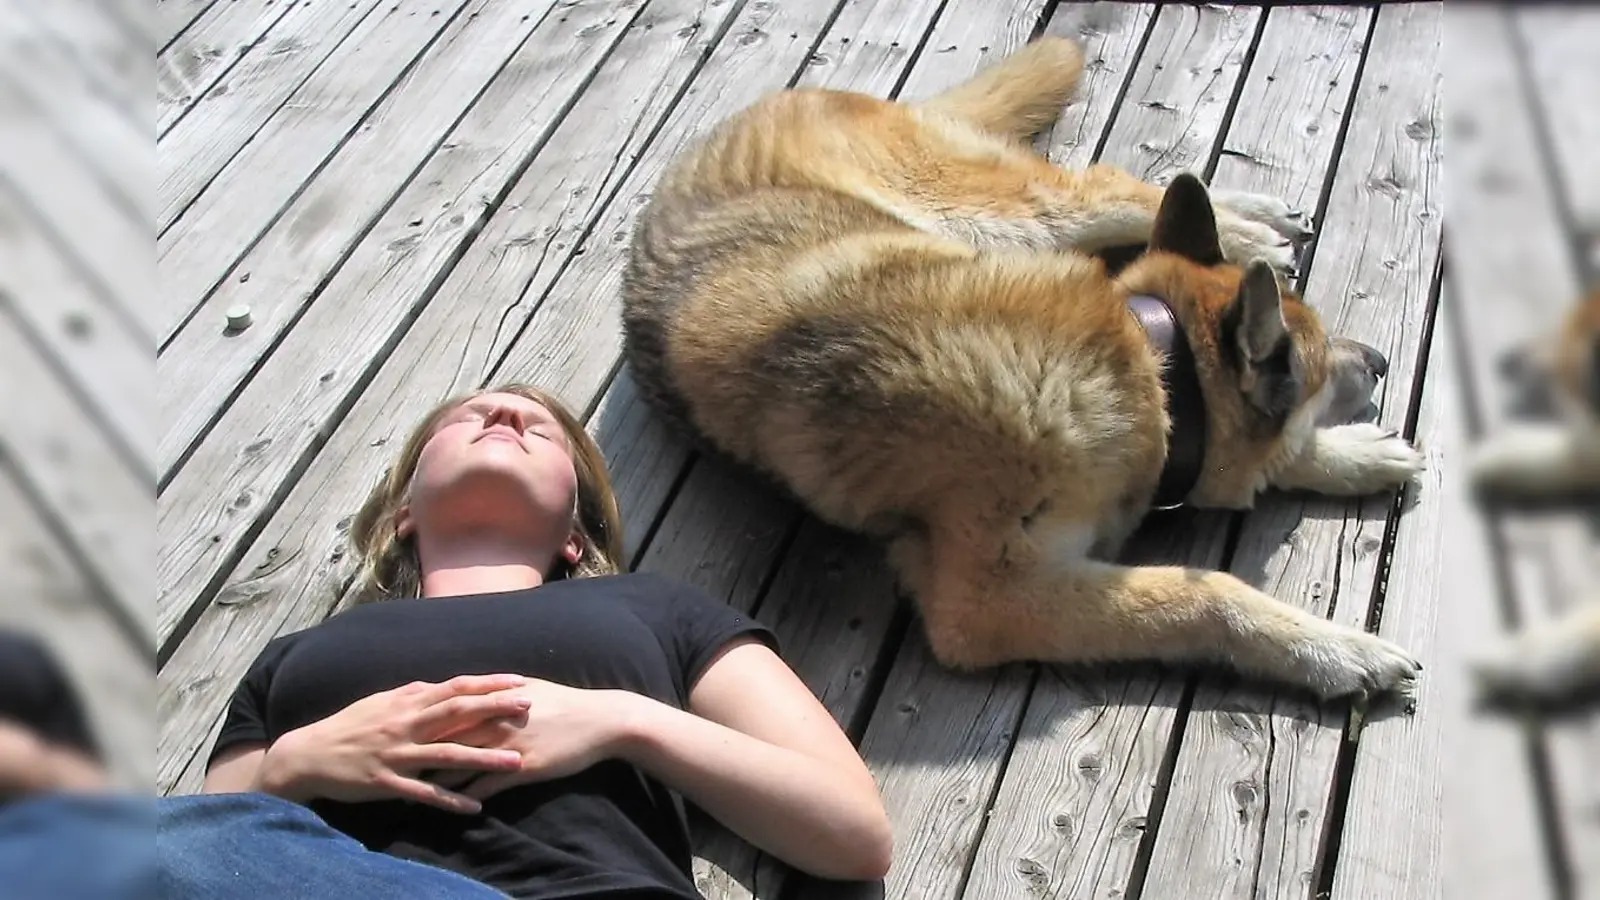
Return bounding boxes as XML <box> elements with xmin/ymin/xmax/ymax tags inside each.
<box><xmin>256</xmin><ymin>730</ymin><xmax>315</xmax><ymax>802</ymax></box>
<box><xmin>601</xmin><ymin>689</ymin><xmax>669</xmax><ymax>764</ymax></box>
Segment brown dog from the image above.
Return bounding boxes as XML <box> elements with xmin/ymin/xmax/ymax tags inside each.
<box><xmin>620</xmin><ymin>38</ymin><xmax>1424</xmax><ymax>699</ymax></box>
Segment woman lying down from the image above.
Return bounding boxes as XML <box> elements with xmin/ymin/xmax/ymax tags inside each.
<box><xmin>160</xmin><ymin>384</ymin><xmax>893</xmax><ymax>899</ymax></box>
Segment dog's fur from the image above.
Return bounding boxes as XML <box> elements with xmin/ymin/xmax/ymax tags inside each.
<box><xmin>620</xmin><ymin>38</ymin><xmax>1426</xmax><ymax>699</ymax></box>
<box><xmin>1468</xmin><ymin>289</ymin><xmax>1600</xmax><ymax>709</ymax></box>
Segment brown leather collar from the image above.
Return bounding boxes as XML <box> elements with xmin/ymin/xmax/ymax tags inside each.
<box><xmin>1127</xmin><ymin>294</ymin><xmax>1208</xmax><ymax>509</ymax></box>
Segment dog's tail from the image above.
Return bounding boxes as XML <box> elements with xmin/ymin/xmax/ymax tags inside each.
<box><xmin>918</xmin><ymin>37</ymin><xmax>1084</xmax><ymax>142</ymax></box>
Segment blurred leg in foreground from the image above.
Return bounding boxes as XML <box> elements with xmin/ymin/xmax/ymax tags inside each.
<box><xmin>0</xmin><ymin>630</ymin><xmax>154</xmax><ymax>898</ymax></box>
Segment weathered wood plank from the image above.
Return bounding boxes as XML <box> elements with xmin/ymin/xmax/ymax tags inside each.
<box><xmin>0</xmin><ymin>465</ymin><xmax>152</xmax><ymax>791</ymax></box>
<box><xmin>158</xmin><ymin>0</ymin><xmax>300</xmax><ymax>138</ymax></box>
<box><xmin>156</xmin><ymin>0</ymin><xmax>572</xmax><ymax>481</ymax></box>
<box><xmin>158</xmin><ymin>0</ymin><xmax>463</xmax><ymax>343</ymax></box>
<box><xmin>1334</xmin><ymin>285</ymin><xmax>1547</xmax><ymax>900</ymax></box>
<box><xmin>153</xmin><ymin>0</ymin><xmax>736</xmax><ymax>660</ymax></box>
<box><xmin>0</xmin><ymin>148</ymin><xmax>153</xmax><ymax>480</ymax></box>
<box><xmin>0</xmin><ymin>4</ymin><xmax>149</xmax><ymax>227</ymax></box>
<box><xmin>157</xmin><ymin>0</ymin><xmax>836</xmax><ymax>794</ymax></box>
<box><xmin>0</xmin><ymin>73</ymin><xmax>153</xmax><ymax>347</ymax></box>
<box><xmin>1141</xmin><ymin>6</ymin><xmax>1441</xmax><ymax>899</ymax></box>
<box><xmin>157</xmin><ymin>0</ymin><xmax>221</xmax><ymax>52</ymax></box>
<box><xmin>157</xmin><ymin>0</ymin><xmax>382</xmax><ymax>235</ymax></box>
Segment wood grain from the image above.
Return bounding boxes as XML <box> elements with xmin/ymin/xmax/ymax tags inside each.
<box><xmin>157</xmin><ymin>0</ymin><xmax>565</xmax><ymax>478</ymax></box>
<box><xmin>158</xmin><ymin>0</ymin><xmax>300</xmax><ymax>137</ymax></box>
<box><xmin>158</xmin><ymin>0</ymin><xmax>457</xmax><ymax>341</ymax></box>
<box><xmin>157</xmin><ymin>0</ymin><xmax>383</xmax><ymax>234</ymax></box>
<box><xmin>157</xmin><ymin>0</ymin><xmax>221</xmax><ymax>52</ymax></box>
<box><xmin>1332</xmin><ymin>286</ymin><xmax>1531</xmax><ymax>900</ymax></box>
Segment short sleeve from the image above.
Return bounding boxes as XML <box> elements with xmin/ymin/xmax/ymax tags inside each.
<box><xmin>662</xmin><ymin>582</ymin><xmax>781</xmax><ymax>695</ymax></box>
<box><xmin>207</xmin><ymin>634</ymin><xmax>298</xmax><ymax>768</ymax></box>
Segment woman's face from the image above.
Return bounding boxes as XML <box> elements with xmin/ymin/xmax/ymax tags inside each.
<box><xmin>402</xmin><ymin>392</ymin><xmax>581</xmax><ymax>552</ymax></box>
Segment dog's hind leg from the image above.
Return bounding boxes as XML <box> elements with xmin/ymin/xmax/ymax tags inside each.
<box><xmin>1034</xmin><ymin>166</ymin><xmax>1301</xmax><ymax>274</ymax></box>
<box><xmin>900</xmin><ymin>541</ymin><xmax>1421</xmax><ymax>699</ymax></box>
<box><xmin>917</xmin><ymin>37</ymin><xmax>1084</xmax><ymax>142</ymax></box>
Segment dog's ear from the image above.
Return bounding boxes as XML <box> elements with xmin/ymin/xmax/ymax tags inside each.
<box><xmin>1149</xmin><ymin>173</ymin><xmax>1224</xmax><ymax>266</ymax></box>
<box><xmin>1225</xmin><ymin>260</ymin><xmax>1299</xmax><ymax>421</ymax></box>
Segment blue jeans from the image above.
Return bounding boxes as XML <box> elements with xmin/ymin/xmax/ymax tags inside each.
<box><xmin>0</xmin><ymin>793</ymin><xmax>157</xmax><ymax>899</ymax></box>
<box><xmin>158</xmin><ymin>792</ymin><xmax>509</xmax><ymax>899</ymax></box>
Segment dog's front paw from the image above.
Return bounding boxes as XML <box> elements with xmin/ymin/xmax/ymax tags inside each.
<box><xmin>1293</xmin><ymin>624</ymin><xmax>1422</xmax><ymax>700</ymax></box>
<box><xmin>1309</xmin><ymin>423</ymin><xmax>1426</xmax><ymax>494</ymax></box>
<box><xmin>1210</xmin><ymin>189</ymin><xmax>1315</xmax><ymax>243</ymax></box>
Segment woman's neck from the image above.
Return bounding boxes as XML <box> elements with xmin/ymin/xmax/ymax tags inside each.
<box><xmin>417</xmin><ymin>534</ymin><xmax>556</xmax><ymax>598</ymax></box>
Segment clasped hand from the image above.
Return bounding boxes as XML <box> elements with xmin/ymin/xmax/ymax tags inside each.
<box><xmin>265</xmin><ymin>674</ymin><xmax>632</xmax><ymax>814</ymax></box>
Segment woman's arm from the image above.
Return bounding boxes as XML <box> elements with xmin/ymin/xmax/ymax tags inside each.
<box><xmin>463</xmin><ymin>638</ymin><xmax>893</xmax><ymax>882</ymax></box>
<box><xmin>202</xmin><ymin>744</ymin><xmax>268</xmax><ymax>794</ymax></box>
<box><xmin>626</xmin><ymin>638</ymin><xmax>893</xmax><ymax>882</ymax></box>
<box><xmin>198</xmin><ymin>674</ymin><xmax>534</xmax><ymax>812</ymax></box>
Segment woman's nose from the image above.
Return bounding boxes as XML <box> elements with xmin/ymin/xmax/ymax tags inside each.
<box><xmin>486</xmin><ymin>405</ymin><xmax>526</xmax><ymax>430</ymax></box>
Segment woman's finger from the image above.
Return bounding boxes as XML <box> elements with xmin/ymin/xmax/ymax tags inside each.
<box><xmin>374</xmin><ymin>771</ymin><xmax>484</xmax><ymax>814</ymax></box>
<box><xmin>461</xmin><ymin>772</ymin><xmax>519</xmax><ymax>801</ymax></box>
<box><xmin>437</xmin><ymin>718</ymin><xmax>521</xmax><ymax>746</ymax></box>
<box><xmin>417</xmin><ymin>674</ymin><xmax>528</xmax><ymax>706</ymax></box>
<box><xmin>395</xmin><ymin>742</ymin><xmax>524</xmax><ymax>773</ymax></box>
<box><xmin>412</xmin><ymin>692</ymin><xmax>530</xmax><ymax>740</ymax></box>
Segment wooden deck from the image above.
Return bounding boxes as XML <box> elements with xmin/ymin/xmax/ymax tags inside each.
<box><xmin>143</xmin><ymin>1</ymin><xmax>1577</xmax><ymax>897</ymax></box>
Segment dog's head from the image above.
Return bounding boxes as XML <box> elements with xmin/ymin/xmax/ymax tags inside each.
<box><xmin>1118</xmin><ymin>174</ymin><xmax>1392</xmax><ymax>507</ymax></box>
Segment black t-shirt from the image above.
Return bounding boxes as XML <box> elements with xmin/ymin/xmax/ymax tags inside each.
<box><xmin>208</xmin><ymin>572</ymin><xmax>778</xmax><ymax>900</ymax></box>
<box><xmin>0</xmin><ymin>629</ymin><xmax>100</xmax><ymax>759</ymax></box>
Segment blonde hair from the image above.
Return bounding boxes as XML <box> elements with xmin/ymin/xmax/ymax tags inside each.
<box><xmin>348</xmin><ymin>384</ymin><xmax>625</xmax><ymax>602</ymax></box>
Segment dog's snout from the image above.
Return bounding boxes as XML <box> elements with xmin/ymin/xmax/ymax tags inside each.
<box><xmin>1357</xmin><ymin>341</ymin><xmax>1388</xmax><ymax>379</ymax></box>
